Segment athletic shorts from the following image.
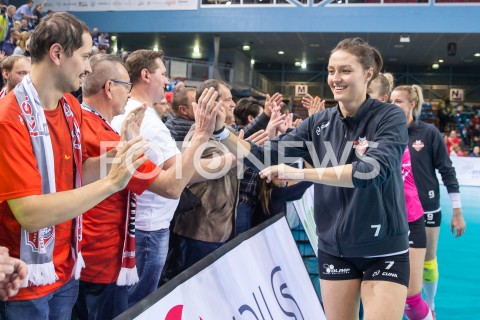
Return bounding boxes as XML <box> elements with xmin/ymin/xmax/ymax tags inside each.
<box><xmin>318</xmin><ymin>250</ymin><xmax>410</xmax><ymax>287</ymax></box>
<box><xmin>409</xmin><ymin>216</ymin><xmax>427</xmax><ymax>249</ymax></box>
<box><xmin>424</xmin><ymin>210</ymin><xmax>442</xmax><ymax>228</ymax></box>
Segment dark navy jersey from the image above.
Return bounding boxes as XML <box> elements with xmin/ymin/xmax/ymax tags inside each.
<box><xmin>247</xmin><ymin>97</ymin><xmax>409</xmax><ymax>258</ymax></box>
<box><xmin>408</xmin><ymin>120</ymin><xmax>459</xmax><ymax>212</ymax></box>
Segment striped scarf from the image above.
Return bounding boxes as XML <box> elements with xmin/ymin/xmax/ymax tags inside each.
<box><xmin>81</xmin><ymin>102</ymin><xmax>139</xmax><ymax>286</ymax></box>
<box><xmin>15</xmin><ymin>75</ymin><xmax>84</xmax><ymax>286</ymax></box>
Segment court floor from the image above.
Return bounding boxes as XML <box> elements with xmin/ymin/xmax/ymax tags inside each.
<box><xmin>435</xmin><ymin>186</ymin><xmax>480</xmax><ymax>319</ymax></box>
<box><xmin>294</xmin><ymin>185</ymin><xmax>480</xmax><ymax>319</ymax></box>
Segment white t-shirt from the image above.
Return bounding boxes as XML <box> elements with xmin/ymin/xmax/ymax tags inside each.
<box><xmin>112</xmin><ymin>99</ymin><xmax>180</xmax><ymax>231</ymax></box>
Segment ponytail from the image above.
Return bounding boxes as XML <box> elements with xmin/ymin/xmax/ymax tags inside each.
<box><xmin>373</xmin><ymin>72</ymin><xmax>395</xmax><ymax>98</ymax></box>
<box><xmin>392</xmin><ymin>84</ymin><xmax>424</xmax><ymax>119</ymax></box>
<box><xmin>411</xmin><ymin>84</ymin><xmax>424</xmax><ymax>119</ymax></box>
<box><xmin>332</xmin><ymin>37</ymin><xmax>383</xmax><ymax>84</ymax></box>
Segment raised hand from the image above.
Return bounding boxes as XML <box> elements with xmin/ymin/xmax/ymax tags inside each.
<box><xmin>265</xmin><ymin>109</ymin><xmax>286</xmax><ymax>140</ymax></box>
<box><xmin>264</xmin><ymin>92</ymin><xmax>283</xmax><ymax>117</ymax></box>
<box><xmin>243</xmin><ymin>129</ymin><xmax>269</xmax><ymax>146</ymax></box>
<box><xmin>302</xmin><ymin>94</ymin><xmax>325</xmax><ymax>116</ymax></box>
<box><xmin>193</xmin><ymin>87</ymin><xmax>222</xmax><ymax>135</ymax></box>
<box><xmin>120</xmin><ymin>104</ymin><xmax>147</xmax><ymax>142</ymax></box>
<box><xmin>278</xmin><ymin>113</ymin><xmax>293</xmax><ymax>134</ymax></box>
<box><xmin>107</xmin><ymin>137</ymin><xmax>151</xmax><ymax>192</ymax></box>
<box><xmin>292</xmin><ymin>118</ymin><xmax>303</xmax><ymax>128</ymax></box>
<box><xmin>301</xmin><ymin>94</ymin><xmax>316</xmax><ymax>109</ymax></box>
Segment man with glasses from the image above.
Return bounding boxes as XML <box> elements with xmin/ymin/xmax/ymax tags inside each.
<box><xmin>75</xmin><ymin>53</ymin><xmax>221</xmax><ymax>318</ymax></box>
<box><xmin>74</xmin><ymin>54</ymin><xmax>143</xmax><ymax>319</ymax></box>
<box><xmin>111</xmin><ymin>50</ymin><xmax>236</xmax><ymax>307</ymax></box>
<box><xmin>153</xmin><ymin>97</ymin><xmax>173</xmax><ymax>123</ymax></box>
<box><xmin>109</xmin><ymin>79</ymin><xmax>133</xmax><ymax>92</ymax></box>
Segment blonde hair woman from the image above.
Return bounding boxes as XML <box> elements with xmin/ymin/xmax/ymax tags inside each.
<box><xmin>390</xmin><ymin>84</ymin><xmax>466</xmax><ymax>319</ymax></box>
<box><xmin>13</xmin><ymin>31</ymin><xmax>31</xmax><ymax>55</ymax></box>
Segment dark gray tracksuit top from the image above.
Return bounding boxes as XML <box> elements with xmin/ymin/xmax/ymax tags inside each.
<box><xmin>408</xmin><ymin>120</ymin><xmax>460</xmax><ymax>213</ymax></box>
<box><xmin>246</xmin><ymin>97</ymin><xmax>409</xmax><ymax>257</ymax></box>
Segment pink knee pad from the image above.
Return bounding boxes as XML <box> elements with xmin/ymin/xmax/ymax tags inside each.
<box><xmin>405</xmin><ymin>292</ymin><xmax>430</xmax><ymax>320</ymax></box>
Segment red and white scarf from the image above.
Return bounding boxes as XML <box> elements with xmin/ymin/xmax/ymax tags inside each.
<box><xmin>15</xmin><ymin>75</ymin><xmax>84</xmax><ymax>286</ymax></box>
<box><xmin>81</xmin><ymin>102</ymin><xmax>139</xmax><ymax>286</ymax></box>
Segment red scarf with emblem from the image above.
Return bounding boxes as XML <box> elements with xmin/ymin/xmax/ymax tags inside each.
<box><xmin>15</xmin><ymin>76</ymin><xmax>84</xmax><ymax>286</ymax></box>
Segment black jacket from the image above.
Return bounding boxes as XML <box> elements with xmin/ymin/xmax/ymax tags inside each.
<box><xmin>247</xmin><ymin>98</ymin><xmax>409</xmax><ymax>257</ymax></box>
<box><xmin>231</xmin><ymin>112</ymin><xmax>270</xmax><ymax>139</ymax></box>
<box><xmin>408</xmin><ymin>120</ymin><xmax>459</xmax><ymax>212</ymax></box>
<box><xmin>165</xmin><ymin>116</ymin><xmax>194</xmax><ymax>142</ymax></box>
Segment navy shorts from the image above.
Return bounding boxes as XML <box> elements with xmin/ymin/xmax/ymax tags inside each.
<box><xmin>318</xmin><ymin>250</ymin><xmax>410</xmax><ymax>287</ymax></box>
<box><xmin>424</xmin><ymin>210</ymin><xmax>442</xmax><ymax>228</ymax></box>
<box><xmin>409</xmin><ymin>215</ymin><xmax>427</xmax><ymax>248</ymax></box>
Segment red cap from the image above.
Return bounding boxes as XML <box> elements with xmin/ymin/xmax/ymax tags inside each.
<box><xmin>165</xmin><ymin>91</ymin><xmax>174</xmax><ymax>103</ymax></box>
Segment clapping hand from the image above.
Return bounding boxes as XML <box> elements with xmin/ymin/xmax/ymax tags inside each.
<box><xmin>302</xmin><ymin>94</ymin><xmax>325</xmax><ymax>116</ymax></box>
<box><xmin>120</xmin><ymin>104</ymin><xmax>146</xmax><ymax>142</ymax></box>
<box><xmin>0</xmin><ymin>247</ymin><xmax>28</xmax><ymax>301</ymax></box>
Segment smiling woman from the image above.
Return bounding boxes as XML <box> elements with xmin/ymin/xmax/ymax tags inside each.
<box><xmin>193</xmin><ymin>37</ymin><xmax>411</xmax><ymax>320</ymax></box>
<box><xmin>327</xmin><ymin>38</ymin><xmax>381</xmax><ymax>116</ymax></box>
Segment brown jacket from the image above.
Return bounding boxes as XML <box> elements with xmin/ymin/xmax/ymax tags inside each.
<box><xmin>173</xmin><ymin>126</ymin><xmax>239</xmax><ymax>243</ymax></box>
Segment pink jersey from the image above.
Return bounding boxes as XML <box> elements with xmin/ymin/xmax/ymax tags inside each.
<box><xmin>402</xmin><ymin>147</ymin><xmax>424</xmax><ymax>222</ymax></box>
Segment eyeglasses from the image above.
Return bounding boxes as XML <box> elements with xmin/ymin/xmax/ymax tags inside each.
<box><xmin>107</xmin><ymin>79</ymin><xmax>133</xmax><ymax>93</ymax></box>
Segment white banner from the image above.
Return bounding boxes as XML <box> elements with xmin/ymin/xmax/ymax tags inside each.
<box><xmin>118</xmin><ymin>216</ymin><xmax>325</xmax><ymax>320</ymax></box>
<box><xmin>45</xmin><ymin>0</ymin><xmax>198</xmax><ymax>12</ymax></box>
<box><xmin>291</xmin><ymin>185</ymin><xmax>318</xmax><ymax>257</ymax></box>
<box><xmin>438</xmin><ymin>156</ymin><xmax>480</xmax><ymax>187</ymax></box>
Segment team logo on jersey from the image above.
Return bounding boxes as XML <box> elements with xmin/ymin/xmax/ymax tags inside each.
<box><xmin>316</xmin><ymin>121</ymin><xmax>330</xmax><ymax>135</ymax></box>
<box><xmin>26</xmin><ymin>227</ymin><xmax>55</xmax><ymax>254</ymax></box>
<box><xmin>412</xmin><ymin>140</ymin><xmax>424</xmax><ymax>152</ymax></box>
<box><xmin>353</xmin><ymin>137</ymin><xmax>369</xmax><ymax>157</ymax></box>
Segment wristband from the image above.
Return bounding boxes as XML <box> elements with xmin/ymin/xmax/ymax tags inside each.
<box><xmin>212</xmin><ymin>126</ymin><xmax>225</xmax><ymax>135</ymax></box>
<box><xmin>212</xmin><ymin>126</ymin><xmax>230</xmax><ymax>141</ymax></box>
<box><xmin>448</xmin><ymin>192</ymin><xmax>462</xmax><ymax>209</ymax></box>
